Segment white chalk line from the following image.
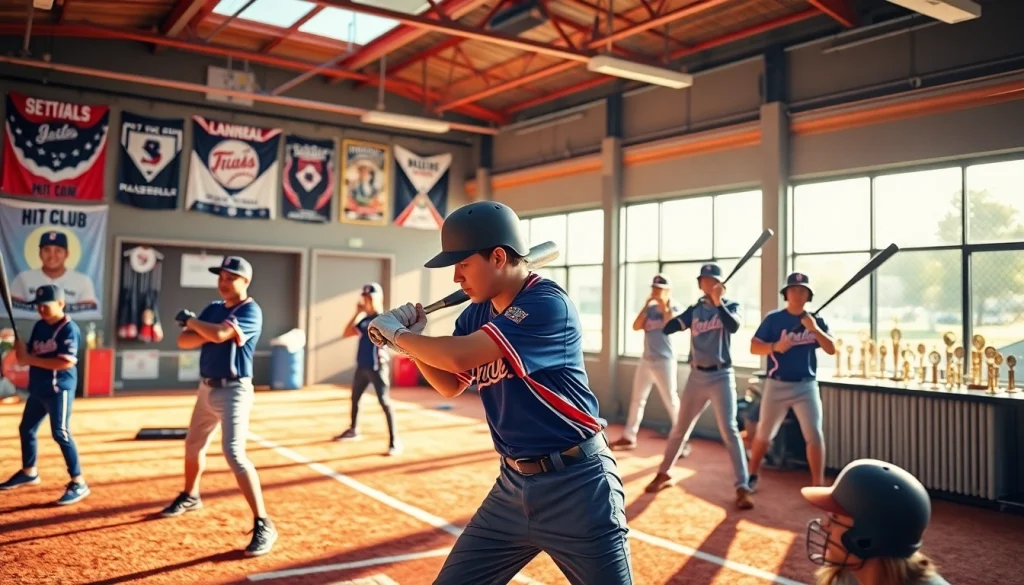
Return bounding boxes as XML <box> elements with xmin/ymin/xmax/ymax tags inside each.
<box><xmin>247</xmin><ymin>548</ymin><xmax>450</xmax><ymax>582</ymax></box>
<box><xmin>248</xmin><ymin>433</ymin><xmax>544</xmax><ymax>585</ymax></box>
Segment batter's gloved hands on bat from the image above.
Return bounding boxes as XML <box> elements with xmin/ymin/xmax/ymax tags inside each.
<box><xmin>175</xmin><ymin>309</ymin><xmax>196</xmax><ymax>328</ymax></box>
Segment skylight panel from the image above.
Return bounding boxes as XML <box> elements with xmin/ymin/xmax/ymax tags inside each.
<box><xmin>298</xmin><ymin>1</ymin><xmax>430</xmax><ymax>46</ymax></box>
<box><xmin>212</xmin><ymin>0</ymin><xmax>318</xmax><ymax>29</ymax></box>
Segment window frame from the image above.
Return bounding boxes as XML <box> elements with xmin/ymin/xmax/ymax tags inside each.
<box><xmin>521</xmin><ymin>208</ymin><xmax>605</xmax><ymax>354</ymax></box>
<box><xmin>618</xmin><ymin>187</ymin><xmax>764</xmax><ymax>365</ymax></box>
<box><xmin>788</xmin><ymin>152</ymin><xmax>1024</xmax><ymax>381</ymax></box>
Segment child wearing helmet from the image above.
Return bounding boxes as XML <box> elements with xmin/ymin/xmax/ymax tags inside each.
<box><xmin>802</xmin><ymin>458</ymin><xmax>949</xmax><ymax>585</ymax></box>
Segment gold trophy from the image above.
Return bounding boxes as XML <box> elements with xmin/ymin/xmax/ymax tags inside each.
<box><xmin>890</xmin><ymin>326</ymin><xmax>903</xmax><ymax>379</ymax></box>
<box><xmin>878</xmin><ymin>344</ymin><xmax>888</xmax><ymax>379</ymax></box>
<box><xmin>994</xmin><ymin>353</ymin><xmax>1004</xmax><ymax>393</ymax></box>
<box><xmin>1007</xmin><ymin>355</ymin><xmax>1018</xmax><ymax>393</ymax></box>
<box><xmin>916</xmin><ymin>343</ymin><xmax>928</xmax><ymax>384</ymax></box>
<box><xmin>970</xmin><ymin>335</ymin><xmax>986</xmax><ymax>388</ymax></box>
<box><xmin>942</xmin><ymin>332</ymin><xmax>956</xmax><ymax>381</ymax></box>
<box><xmin>984</xmin><ymin>346</ymin><xmax>998</xmax><ymax>393</ymax></box>
<box><xmin>928</xmin><ymin>350</ymin><xmax>942</xmax><ymax>388</ymax></box>
<box><xmin>901</xmin><ymin>349</ymin><xmax>915</xmax><ymax>386</ymax></box>
<box><xmin>954</xmin><ymin>346</ymin><xmax>965</xmax><ymax>388</ymax></box>
<box><xmin>835</xmin><ymin>339</ymin><xmax>844</xmax><ymax>376</ymax></box>
<box><xmin>866</xmin><ymin>339</ymin><xmax>877</xmax><ymax>378</ymax></box>
<box><xmin>846</xmin><ymin>344</ymin><xmax>855</xmax><ymax>375</ymax></box>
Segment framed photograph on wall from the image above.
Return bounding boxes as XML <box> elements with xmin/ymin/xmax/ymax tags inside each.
<box><xmin>340</xmin><ymin>139</ymin><xmax>390</xmax><ymax>226</ymax></box>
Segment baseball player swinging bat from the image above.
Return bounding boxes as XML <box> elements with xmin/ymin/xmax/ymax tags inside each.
<box><xmin>791</xmin><ymin>242</ymin><xmax>900</xmax><ymax>333</ymax></box>
<box><xmin>368</xmin><ymin>240</ymin><xmax>560</xmax><ymax>347</ymax></box>
<box><xmin>0</xmin><ymin>251</ymin><xmax>19</xmax><ymax>341</ymax></box>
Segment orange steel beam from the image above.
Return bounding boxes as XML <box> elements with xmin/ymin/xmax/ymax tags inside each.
<box><xmin>807</xmin><ymin>0</ymin><xmax>858</xmax><ymax>28</ymax></box>
<box><xmin>437</xmin><ymin>0</ymin><xmax>735</xmax><ymax>112</ymax></box>
<box><xmin>0</xmin><ymin>22</ymin><xmax>506</xmax><ymax>124</ymax></box>
<box><xmin>503</xmin><ymin>8</ymin><xmax>821</xmax><ymax>114</ymax></box>
<box><xmin>561</xmin><ymin>0</ymin><xmax>687</xmax><ymax>48</ymax></box>
<box><xmin>160</xmin><ymin>0</ymin><xmax>208</xmax><ymax>38</ymax></box>
<box><xmin>260</xmin><ymin>5</ymin><xmax>325</xmax><ymax>52</ymax></box>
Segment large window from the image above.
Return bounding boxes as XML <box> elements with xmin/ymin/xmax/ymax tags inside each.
<box><xmin>620</xmin><ymin>190</ymin><xmax>763</xmax><ymax>367</ymax></box>
<box><xmin>520</xmin><ymin>209</ymin><xmax>604</xmax><ymax>353</ymax></box>
<box><xmin>790</xmin><ymin>159</ymin><xmax>1024</xmax><ymax>381</ymax></box>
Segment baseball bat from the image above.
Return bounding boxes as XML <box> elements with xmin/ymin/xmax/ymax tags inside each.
<box><xmin>423</xmin><ymin>240</ymin><xmax>561</xmax><ymax>314</ymax></box>
<box><xmin>722</xmin><ymin>228</ymin><xmax>774</xmax><ymax>285</ymax></box>
<box><xmin>0</xmin><ymin>251</ymin><xmax>18</xmax><ymax>341</ymax></box>
<box><xmin>793</xmin><ymin>242</ymin><xmax>900</xmax><ymax>332</ymax></box>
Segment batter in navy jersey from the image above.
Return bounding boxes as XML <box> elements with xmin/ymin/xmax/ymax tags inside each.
<box><xmin>0</xmin><ymin>285</ymin><xmax>89</xmax><ymax>506</ymax></box>
<box><xmin>335</xmin><ymin>282</ymin><xmax>400</xmax><ymax>455</ymax></box>
<box><xmin>749</xmin><ymin>272</ymin><xmax>836</xmax><ymax>489</ymax></box>
<box><xmin>368</xmin><ymin>201</ymin><xmax>632</xmax><ymax>585</ymax></box>
<box><xmin>159</xmin><ymin>256</ymin><xmax>278</xmax><ymax>557</ymax></box>
<box><xmin>645</xmin><ymin>263</ymin><xmax>754</xmax><ymax>510</ymax></box>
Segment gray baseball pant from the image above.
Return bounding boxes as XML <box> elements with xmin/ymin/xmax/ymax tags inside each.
<box><xmin>184</xmin><ymin>378</ymin><xmax>256</xmax><ymax>476</ymax></box>
<box><xmin>755</xmin><ymin>378</ymin><xmax>824</xmax><ymax>448</ymax></box>
<box><xmin>622</xmin><ymin>358</ymin><xmax>679</xmax><ymax>443</ymax></box>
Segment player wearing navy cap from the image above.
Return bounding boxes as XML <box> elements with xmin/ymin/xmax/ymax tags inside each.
<box><xmin>644</xmin><ymin>262</ymin><xmax>754</xmax><ymax>510</ymax></box>
<box><xmin>0</xmin><ymin>285</ymin><xmax>89</xmax><ymax>505</ymax></box>
<box><xmin>369</xmin><ymin>201</ymin><xmax>632</xmax><ymax>584</ymax></box>
<box><xmin>748</xmin><ymin>272</ymin><xmax>836</xmax><ymax>489</ymax></box>
<box><xmin>160</xmin><ymin>256</ymin><xmax>278</xmax><ymax>557</ymax></box>
<box><xmin>610</xmin><ymin>273</ymin><xmax>684</xmax><ymax>452</ymax></box>
<box><xmin>335</xmin><ymin>282</ymin><xmax>401</xmax><ymax>456</ymax></box>
<box><xmin>9</xmin><ymin>230</ymin><xmax>98</xmax><ymax>314</ymax></box>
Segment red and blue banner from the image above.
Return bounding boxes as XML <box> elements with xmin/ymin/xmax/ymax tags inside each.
<box><xmin>1</xmin><ymin>91</ymin><xmax>110</xmax><ymax>200</ymax></box>
<box><xmin>393</xmin><ymin>145</ymin><xmax>450</xmax><ymax>230</ymax></box>
<box><xmin>282</xmin><ymin>134</ymin><xmax>334</xmax><ymax>223</ymax></box>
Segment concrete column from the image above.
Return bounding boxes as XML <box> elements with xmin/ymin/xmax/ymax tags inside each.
<box><xmin>474</xmin><ymin>167</ymin><xmax>492</xmax><ymax>201</ymax></box>
<box><xmin>475</xmin><ymin>134</ymin><xmax>493</xmax><ymax>201</ymax></box>
<box><xmin>760</xmin><ymin>102</ymin><xmax>789</xmax><ymax>324</ymax></box>
<box><xmin>601</xmin><ymin>135</ymin><xmax>622</xmax><ymax>410</ymax></box>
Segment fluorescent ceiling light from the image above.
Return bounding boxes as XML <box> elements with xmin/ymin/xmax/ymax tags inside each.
<box><xmin>360</xmin><ymin>110</ymin><xmax>451</xmax><ymax>134</ymax></box>
<box><xmin>884</xmin><ymin>0</ymin><xmax>980</xmax><ymax>24</ymax></box>
<box><xmin>587</xmin><ymin>55</ymin><xmax>692</xmax><ymax>89</ymax></box>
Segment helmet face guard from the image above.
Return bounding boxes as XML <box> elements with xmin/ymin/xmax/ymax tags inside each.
<box><xmin>806</xmin><ymin>516</ymin><xmax>865</xmax><ymax>570</ymax></box>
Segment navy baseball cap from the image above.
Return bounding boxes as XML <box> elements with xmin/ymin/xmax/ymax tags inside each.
<box><xmin>651</xmin><ymin>274</ymin><xmax>671</xmax><ymax>289</ymax></box>
<box><xmin>209</xmin><ymin>256</ymin><xmax>253</xmax><ymax>281</ymax></box>
<box><xmin>362</xmin><ymin>282</ymin><xmax>383</xmax><ymax>296</ymax></box>
<box><xmin>781</xmin><ymin>271</ymin><xmax>813</xmax><ymax>295</ymax></box>
<box><xmin>39</xmin><ymin>231</ymin><xmax>68</xmax><ymax>249</ymax></box>
<box><xmin>698</xmin><ymin>262</ymin><xmax>723</xmax><ymax>282</ymax></box>
<box><xmin>34</xmin><ymin>284</ymin><xmax>65</xmax><ymax>304</ymax></box>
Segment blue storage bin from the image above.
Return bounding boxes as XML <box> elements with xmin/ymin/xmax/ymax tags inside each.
<box><xmin>270</xmin><ymin>329</ymin><xmax>305</xmax><ymax>390</ymax></box>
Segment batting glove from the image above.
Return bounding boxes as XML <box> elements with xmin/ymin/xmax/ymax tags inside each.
<box><xmin>175</xmin><ymin>309</ymin><xmax>196</xmax><ymax>328</ymax></box>
<box><xmin>391</xmin><ymin>302</ymin><xmax>427</xmax><ymax>335</ymax></box>
<box><xmin>368</xmin><ymin>312</ymin><xmax>408</xmax><ymax>347</ymax></box>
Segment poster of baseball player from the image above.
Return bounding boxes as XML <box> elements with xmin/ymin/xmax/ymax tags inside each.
<box><xmin>392</xmin><ymin>144</ymin><xmax>449</xmax><ymax>230</ymax></box>
<box><xmin>116</xmin><ymin>111</ymin><xmax>184</xmax><ymax>210</ymax></box>
<box><xmin>0</xmin><ymin>198</ymin><xmax>107</xmax><ymax>320</ymax></box>
<box><xmin>340</xmin><ymin>138</ymin><xmax>389</xmax><ymax>226</ymax></box>
<box><xmin>1</xmin><ymin>91</ymin><xmax>110</xmax><ymax>200</ymax></box>
<box><xmin>185</xmin><ymin>115</ymin><xmax>282</xmax><ymax>220</ymax></box>
<box><xmin>281</xmin><ymin>134</ymin><xmax>335</xmax><ymax>223</ymax></box>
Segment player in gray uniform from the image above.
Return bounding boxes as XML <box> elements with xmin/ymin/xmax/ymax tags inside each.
<box><xmin>643</xmin><ymin>263</ymin><xmax>754</xmax><ymax>510</ymax></box>
<box><xmin>610</xmin><ymin>274</ymin><xmax>688</xmax><ymax>455</ymax></box>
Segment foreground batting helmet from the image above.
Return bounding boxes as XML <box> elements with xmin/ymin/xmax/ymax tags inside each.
<box><xmin>803</xmin><ymin>459</ymin><xmax>931</xmax><ymax>564</ymax></box>
<box><xmin>424</xmin><ymin>201</ymin><xmax>530</xmax><ymax>268</ymax></box>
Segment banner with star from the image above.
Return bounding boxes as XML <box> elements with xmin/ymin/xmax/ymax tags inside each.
<box><xmin>185</xmin><ymin>115</ymin><xmax>282</xmax><ymax>219</ymax></box>
<box><xmin>1</xmin><ymin>91</ymin><xmax>110</xmax><ymax>200</ymax></box>
<box><xmin>393</xmin><ymin>145</ymin><xmax>450</xmax><ymax>230</ymax></box>
<box><xmin>281</xmin><ymin>134</ymin><xmax>334</xmax><ymax>223</ymax></box>
<box><xmin>116</xmin><ymin>111</ymin><xmax>185</xmax><ymax>210</ymax></box>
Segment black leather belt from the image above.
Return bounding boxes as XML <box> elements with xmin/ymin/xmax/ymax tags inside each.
<box><xmin>770</xmin><ymin>376</ymin><xmax>814</xmax><ymax>383</ymax></box>
<box><xmin>202</xmin><ymin>377</ymin><xmax>243</xmax><ymax>388</ymax></box>
<box><xmin>503</xmin><ymin>433</ymin><xmax>608</xmax><ymax>475</ymax></box>
<box><xmin>694</xmin><ymin>362</ymin><xmax>731</xmax><ymax>372</ymax></box>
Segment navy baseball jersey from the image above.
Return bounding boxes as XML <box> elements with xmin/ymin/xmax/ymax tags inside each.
<box><xmin>356</xmin><ymin>314</ymin><xmax>388</xmax><ymax>370</ymax></box>
<box><xmin>674</xmin><ymin>298</ymin><xmax>742</xmax><ymax>367</ymax></box>
<box><xmin>196</xmin><ymin>298</ymin><xmax>263</xmax><ymax>379</ymax></box>
<box><xmin>642</xmin><ymin>302</ymin><xmax>680</xmax><ymax>361</ymax></box>
<box><xmin>27</xmin><ymin>317</ymin><xmax>81</xmax><ymax>395</ymax></box>
<box><xmin>452</xmin><ymin>273</ymin><xmax>604</xmax><ymax>459</ymax></box>
<box><xmin>753</xmin><ymin>309</ymin><xmax>830</xmax><ymax>381</ymax></box>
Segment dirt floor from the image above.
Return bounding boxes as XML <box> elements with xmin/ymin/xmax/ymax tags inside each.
<box><xmin>0</xmin><ymin>385</ymin><xmax>1018</xmax><ymax>585</ymax></box>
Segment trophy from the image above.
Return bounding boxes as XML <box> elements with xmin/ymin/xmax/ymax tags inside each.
<box><xmin>954</xmin><ymin>346</ymin><xmax>965</xmax><ymax>388</ymax></box>
<box><xmin>846</xmin><ymin>344</ymin><xmax>855</xmax><ymax>375</ymax></box>
<box><xmin>859</xmin><ymin>331</ymin><xmax>870</xmax><ymax>377</ymax></box>
<box><xmin>1008</xmin><ymin>355</ymin><xmax>1018</xmax><ymax>393</ymax></box>
<box><xmin>928</xmin><ymin>350</ymin><xmax>942</xmax><ymax>388</ymax></box>
<box><xmin>984</xmin><ymin>346</ymin><xmax>998</xmax><ymax>393</ymax></box>
<box><xmin>866</xmin><ymin>339</ymin><xmax>877</xmax><ymax>378</ymax></box>
<box><xmin>942</xmin><ymin>332</ymin><xmax>956</xmax><ymax>380</ymax></box>
<box><xmin>970</xmin><ymin>335</ymin><xmax>986</xmax><ymax>388</ymax></box>
<box><xmin>917</xmin><ymin>343</ymin><xmax>928</xmax><ymax>383</ymax></box>
<box><xmin>994</xmin><ymin>353</ymin><xmax>1004</xmax><ymax>393</ymax></box>
<box><xmin>878</xmin><ymin>344</ymin><xmax>888</xmax><ymax>379</ymax></box>
<box><xmin>891</xmin><ymin>326</ymin><xmax>903</xmax><ymax>378</ymax></box>
<box><xmin>901</xmin><ymin>349</ymin><xmax>915</xmax><ymax>386</ymax></box>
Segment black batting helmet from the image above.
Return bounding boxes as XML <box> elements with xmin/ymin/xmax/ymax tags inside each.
<box><xmin>424</xmin><ymin>201</ymin><xmax>530</xmax><ymax>268</ymax></box>
<box><xmin>803</xmin><ymin>459</ymin><xmax>931</xmax><ymax>565</ymax></box>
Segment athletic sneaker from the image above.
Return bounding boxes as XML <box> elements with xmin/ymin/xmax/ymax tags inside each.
<box><xmin>0</xmin><ymin>470</ymin><xmax>40</xmax><ymax>490</ymax></box>
<box><xmin>748</xmin><ymin>474</ymin><xmax>759</xmax><ymax>492</ymax></box>
<box><xmin>735</xmin><ymin>486</ymin><xmax>754</xmax><ymax>510</ymax></box>
<box><xmin>388</xmin><ymin>440</ymin><xmax>403</xmax><ymax>457</ymax></box>
<box><xmin>644</xmin><ymin>472</ymin><xmax>677</xmax><ymax>493</ymax></box>
<box><xmin>609</xmin><ymin>437</ymin><xmax>637</xmax><ymax>451</ymax></box>
<box><xmin>245</xmin><ymin>517</ymin><xmax>278</xmax><ymax>557</ymax></box>
<box><xmin>160</xmin><ymin>492</ymin><xmax>203</xmax><ymax>517</ymax></box>
<box><xmin>333</xmin><ymin>428</ymin><xmax>360</xmax><ymax>441</ymax></box>
<box><xmin>680</xmin><ymin>442</ymin><xmax>692</xmax><ymax>458</ymax></box>
<box><xmin>57</xmin><ymin>481</ymin><xmax>90</xmax><ymax>505</ymax></box>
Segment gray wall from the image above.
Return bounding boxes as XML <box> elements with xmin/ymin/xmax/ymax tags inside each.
<box><xmin>0</xmin><ymin>37</ymin><xmax>475</xmax><ymax>390</ymax></box>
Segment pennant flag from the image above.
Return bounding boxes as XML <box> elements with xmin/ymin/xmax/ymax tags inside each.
<box><xmin>116</xmin><ymin>112</ymin><xmax>184</xmax><ymax>210</ymax></box>
<box><xmin>393</xmin><ymin>145</ymin><xmax>450</xmax><ymax>230</ymax></box>
<box><xmin>185</xmin><ymin>115</ymin><xmax>281</xmax><ymax>219</ymax></box>
<box><xmin>281</xmin><ymin>135</ymin><xmax>335</xmax><ymax>223</ymax></box>
<box><xmin>1</xmin><ymin>91</ymin><xmax>109</xmax><ymax>200</ymax></box>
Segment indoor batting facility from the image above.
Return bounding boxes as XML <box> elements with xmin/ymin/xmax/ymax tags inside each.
<box><xmin>0</xmin><ymin>0</ymin><xmax>1021</xmax><ymax>584</ymax></box>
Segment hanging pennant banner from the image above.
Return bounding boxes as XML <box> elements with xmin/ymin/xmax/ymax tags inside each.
<box><xmin>340</xmin><ymin>139</ymin><xmax>389</xmax><ymax>226</ymax></box>
<box><xmin>185</xmin><ymin>115</ymin><xmax>281</xmax><ymax>219</ymax></box>
<box><xmin>1</xmin><ymin>91</ymin><xmax>109</xmax><ymax>200</ymax></box>
<box><xmin>116</xmin><ymin>111</ymin><xmax>185</xmax><ymax>210</ymax></box>
<box><xmin>393</xmin><ymin>145</ymin><xmax>450</xmax><ymax>230</ymax></box>
<box><xmin>282</xmin><ymin>135</ymin><xmax>335</xmax><ymax>223</ymax></box>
